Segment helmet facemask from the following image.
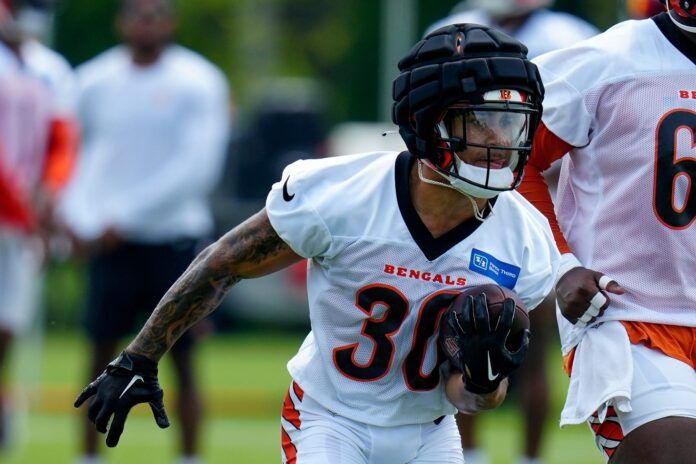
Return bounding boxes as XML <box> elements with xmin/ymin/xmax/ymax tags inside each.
<box><xmin>422</xmin><ymin>90</ymin><xmax>539</xmax><ymax>199</ymax></box>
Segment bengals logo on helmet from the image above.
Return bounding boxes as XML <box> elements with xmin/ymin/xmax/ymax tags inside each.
<box><xmin>482</xmin><ymin>89</ymin><xmax>527</xmax><ymax>103</ymax></box>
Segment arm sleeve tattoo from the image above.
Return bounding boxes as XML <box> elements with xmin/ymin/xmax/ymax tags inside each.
<box><xmin>127</xmin><ymin>209</ymin><xmax>299</xmax><ymax>360</ymax></box>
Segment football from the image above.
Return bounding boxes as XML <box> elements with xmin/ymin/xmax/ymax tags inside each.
<box><xmin>443</xmin><ymin>284</ymin><xmax>530</xmax><ymax>352</ymax></box>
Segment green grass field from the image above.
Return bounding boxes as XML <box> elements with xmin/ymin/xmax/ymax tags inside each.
<box><xmin>0</xmin><ymin>332</ymin><xmax>602</xmax><ymax>464</ymax></box>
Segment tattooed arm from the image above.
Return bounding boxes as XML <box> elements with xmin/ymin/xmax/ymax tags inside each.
<box><xmin>127</xmin><ymin>209</ymin><xmax>302</xmax><ymax>361</ymax></box>
<box><xmin>74</xmin><ymin>209</ymin><xmax>302</xmax><ymax>446</ymax></box>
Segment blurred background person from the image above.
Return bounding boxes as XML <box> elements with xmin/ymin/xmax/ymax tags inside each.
<box><xmin>58</xmin><ymin>0</ymin><xmax>230</xmax><ymax>463</ymax></box>
<box><xmin>624</xmin><ymin>0</ymin><xmax>665</xmax><ymax>19</ymax></box>
<box><xmin>426</xmin><ymin>3</ymin><xmax>598</xmax><ymax>464</ymax></box>
<box><xmin>426</xmin><ymin>0</ymin><xmax>598</xmax><ymax>57</ymax></box>
<box><xmin>0</xmin><ymin>0</ymin><xmax>77</xmax><ymax>451</ymax></box>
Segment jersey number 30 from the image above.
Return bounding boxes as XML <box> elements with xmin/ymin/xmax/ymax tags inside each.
<box><xmin>653</xmin><ymin>109</ymin><xmax>696</xmax><ymax>229</ymax></box>
<box><xmin>333</xmin><ymin>284</ymin><xmax>457</xmax><ymax>392</ymax></box>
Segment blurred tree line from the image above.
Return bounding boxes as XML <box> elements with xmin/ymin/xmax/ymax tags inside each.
<box><xmin>54</xmin><ymin>0</ymin><xmax>619</xmax><ymax>125</ymax></box>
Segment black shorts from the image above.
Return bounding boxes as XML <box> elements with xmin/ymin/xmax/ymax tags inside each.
<box><xmin>84</xmin><ymin>239</ymin><xmax>200</xmax><ymax>351</ymax></box>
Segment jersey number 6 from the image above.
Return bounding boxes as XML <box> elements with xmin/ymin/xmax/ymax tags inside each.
<box><xmin>333</xmin><ymin>284</ymin><xmax>458</xmax><ymax>392</ymax></box>
<box><xmin>653</xmin><ymin>109</ymin><xmax>696</xmax><ymax>229</ymax></box>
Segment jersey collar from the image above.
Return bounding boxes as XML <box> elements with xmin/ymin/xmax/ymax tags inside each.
<box><xmin>394</xmin><ymin>151</ymin><xmax>495</xmax><ymax>261</ymax></box>
<box><xmin>653</xmin><ymin>12</ymin><xmax>696</xmax><ymax>66</ymax></box>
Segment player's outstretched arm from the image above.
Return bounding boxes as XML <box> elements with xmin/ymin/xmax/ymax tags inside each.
<box><xmin>74</xmin><ymin>209</ymin><xmax>302</xmax><ymax>447</ymax></box>
<box><xmin>127</xmin><ymin>208</ymin><xmax>302</xmax><ymax>360</ymax></box>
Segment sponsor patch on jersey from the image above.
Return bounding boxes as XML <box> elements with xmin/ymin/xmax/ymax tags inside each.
<box><xmin>468</xmin><ymin>249</ymin><xmax>521</xmax><ymax>289</ymax></box>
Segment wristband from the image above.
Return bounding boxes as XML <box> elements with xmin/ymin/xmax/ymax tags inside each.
<box><xmin>107</xmin><ymin>351</ymin><xmax>158</xmax><ymax>378</ymax></box>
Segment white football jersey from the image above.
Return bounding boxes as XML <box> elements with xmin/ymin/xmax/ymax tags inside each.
<box><xmin>266</xmin><ymin>151</ymin><xmax>559</xmax><ymax>426</ymax></box>
<box><xmin>534</xmin><ymin>14</ymin><xmax>696</xmax><ymax>347</ymax></box>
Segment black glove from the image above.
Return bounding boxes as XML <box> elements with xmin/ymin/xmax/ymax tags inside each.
<box><xmin>74</xmin><ymin>350</ymin><xmax>170</xmax><ymax>447</ymax></box>
<box><xmin>444</xmin><ymin>294</ymin><xmax>529</xmax><ymax>394</ymax></box>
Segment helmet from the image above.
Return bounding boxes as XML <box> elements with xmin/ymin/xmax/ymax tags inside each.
<box><xmin>457</xmin><ymin>0</ymin><xmax>552</xmax><ymax>18</ymax></box>
<box><xmin>663</xmin><ymin>0</ymin><xmax>696</xmax><ymax>32</ymax></box>
<box><xmin>392</xmin><ymin>23</ymin><xmax>544</xmax><ymax>199</ymax></box>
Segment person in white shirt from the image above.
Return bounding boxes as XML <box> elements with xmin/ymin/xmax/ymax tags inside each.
<box><xmin>60</xmin><ymin>1</ymin><xmax>230</xmax><ymax>463</ymax></box>
<box><xmin>426</xmin><ymin>3</ymin><xmax>598</xmax><ymax>464</ymax></box>
<box><xmin>0</xmin><ymin>0</ymin><xmax>77</xmax><ymax>450</ymax></box>
<box><xmin>520</xmin><ymin>2</ymin><xmax>696</xmax><ymax>462</ymax></box>
<box><xmin>74</xmin><ymin>23</ymin><xmax>559</xmax><ymax>464</ymax></box>
<box><xmin>426</xmin><ymin>0</ymin><xmax>598</xmax><ymax>59</ymax></box>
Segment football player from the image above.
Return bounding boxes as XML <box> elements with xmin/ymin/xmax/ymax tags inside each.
<box><xmin>518</xmin><ymin>1</ymin><xmax>696</xmax><ymax>462</ymax></box>
<box><xmin>427</xmin><ymin>3</ymin><xmax>598</xmax><ymax>464</ymax></box>
<box><xmin>74</xmin><ymin>24</ymin><xmax>559</xmax><ymax>463</ymax></box>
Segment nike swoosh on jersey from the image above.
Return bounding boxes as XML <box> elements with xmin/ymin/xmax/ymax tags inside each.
<box><xmin>119</xmin><ymin>375</ymin><xmax>145</xmax><ymax>399</ymax></box>
<box><xmin>282</xmin><ymin>176</ymin><xmax>295</xmax><ymax>201</ymax></box>
<box><xmin>487</xmin><ymin>352</ymin><xmax>499</xmax><ymax>381</ymax></box>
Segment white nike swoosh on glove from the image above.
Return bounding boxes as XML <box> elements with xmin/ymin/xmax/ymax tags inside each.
<box><xmin>487</xmin><ymin>352</ymin><xmax>499</xmax><ymax>381</ymax></box>
<box><xmin>119</xmin><ymin>375</ymin><xmax>144</xmax><ymax>399</ymax></box>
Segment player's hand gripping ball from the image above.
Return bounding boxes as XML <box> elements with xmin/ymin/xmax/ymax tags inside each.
<box><xmin>439</xmin><ymin>284</ymin><xmax>530</xmax><ymax>394</ymax></box>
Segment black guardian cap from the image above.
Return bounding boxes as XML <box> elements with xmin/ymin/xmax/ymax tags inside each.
<box><xmin>392</xmin><ymin>24</ymin><xmax>544</xmax><ymax>172</ymax></box>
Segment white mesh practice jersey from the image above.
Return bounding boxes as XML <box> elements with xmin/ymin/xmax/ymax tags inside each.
<box><xmin>534</xmin><ymin>14</ymin><xmax>696</xmax><ymax>335</ymax></box>
<box><xmin>266</xmin><ymin>151</ymin><xmax>559</xmax><ymax>426</ymax></box>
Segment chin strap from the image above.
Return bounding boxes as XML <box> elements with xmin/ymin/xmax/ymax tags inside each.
<box><xmin>417</xmin><ymin>160</ymin><xmax>489</xmax><ymax>222</ymax></box>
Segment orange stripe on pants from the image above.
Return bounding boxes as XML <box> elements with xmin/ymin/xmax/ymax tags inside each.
<box><xmin>282</xmin><ymin>389</ymin><xmax>301</xmax><ymax>430</ymax></box>
<box><xmin>292</xmin><ymin>381</ymin><xmax>305</xmax><ymax>401</ymax></box>
<box><xmin>281</xmin><ymin>427</ymin><xmax>297</xmax><ymax>464</ymax></box>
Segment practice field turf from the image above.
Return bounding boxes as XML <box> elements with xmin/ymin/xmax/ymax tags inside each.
<box><xmin>2</xmin><ymin>332</ymin><xmax>602</xmax><ymax>463</ymax></box>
